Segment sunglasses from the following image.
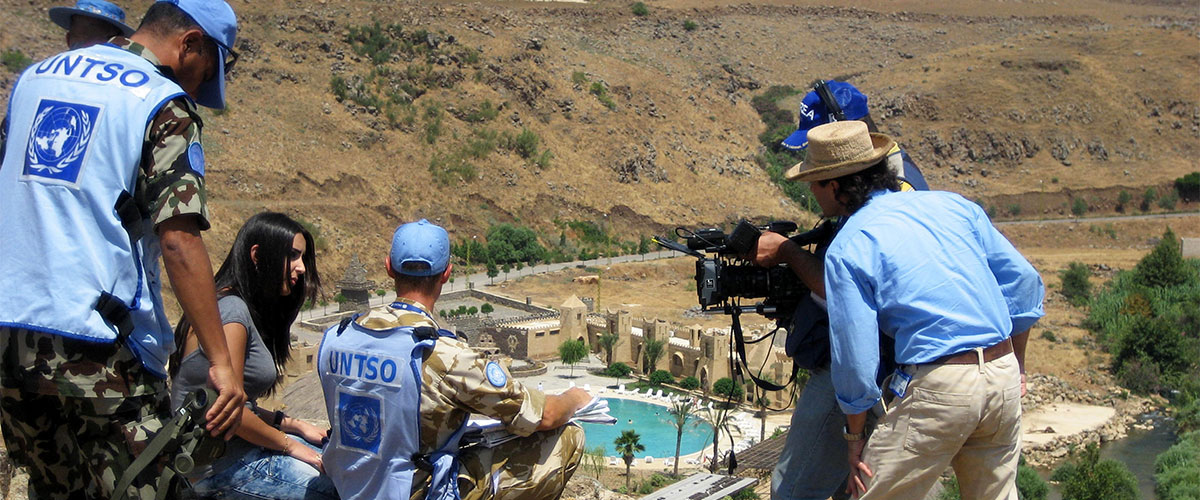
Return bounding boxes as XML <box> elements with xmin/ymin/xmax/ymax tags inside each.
<box><xmin>206</xmin><ymin>35</ymin><xmax>239</xmax><ymax>75</ymax></box>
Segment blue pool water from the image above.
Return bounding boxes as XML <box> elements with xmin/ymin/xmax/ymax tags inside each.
<box><xmin>579</xmin><ymin>398</ymin><xmax>714</xmax><ymax>459</ymax></box>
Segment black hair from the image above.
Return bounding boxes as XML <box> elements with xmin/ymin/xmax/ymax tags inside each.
<box><xmin>137</xmin><ymin>2</ymin><xmax>201</xmax><ymax>36</ymax></box>
<box><xmin>817</xmin><ymin>159</ymin><xmax>900</xmax><ymax>214</ymax></box>
<box><xmin>393</xmin><ymin>262</ymin><xmax>443</xmax><ymax>293</ymax></box>
<box><xmin>170</xmin><ymin>212</ymin><xmax>321</xmax><ymax>393</ymax></box>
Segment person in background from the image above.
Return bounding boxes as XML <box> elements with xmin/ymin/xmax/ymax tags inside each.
<box><xmin>769</xmin><ymin>79</ymin><xmax>931</xmax><ymax>500</ymax></box>
<box><xmin>49</xmin><ymin>0</ymin><xmax>135</xmax><ymax>49</ymax></box>
<box><xmin>767</xmin><ymin>121</ymin><xmax>1043</xmax><ymax>499</ymax></box>
<box><xmin>319</xmin><ymin>219</ymin><xmax>591</xmax><ymax>500</ymax></box>
<box><xmin>170</xmin><ymin>212</ymin><xmax>336</xmax><ymax>500</ymax></box>
<box><xmin>0</xmin><ymin>0</ymin><xmax>246</xmax><ymax>497</ymax></box>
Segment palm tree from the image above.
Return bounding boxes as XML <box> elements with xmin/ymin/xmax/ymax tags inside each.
<box><xmin>596</xmin><ymin>332</ymin><xmax>620</xmax><ymax>365</ymax></box>
<box><xmin>613</xmin><ymin>429</ymin><xmax>645</xmax><ymax>492</ymax></box>
<box><xmin>642</xmin><ymin>338</ymin><xmax>665</xmax><ymax>375</ymax></box>
<box><xmin>665</xmin><ymin>399</ymin><xmax>699</xmax><ymax>476</ymax></box>
<box><xmin>702</xmin><ymin>403</ymin><xmax>735</xmax><ymax>474</ymax></box>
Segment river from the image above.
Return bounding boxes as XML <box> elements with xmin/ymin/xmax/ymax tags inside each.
<box><xmin>1037</xmin><ymin>411</ymin><xmax>1177</xmax><ymax>500</ymax></box>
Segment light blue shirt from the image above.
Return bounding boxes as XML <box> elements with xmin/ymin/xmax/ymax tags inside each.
<box><xmin>824</xmin><ymin>190</ymin><xmax>1044</xmax><ymax>414</ymax></box>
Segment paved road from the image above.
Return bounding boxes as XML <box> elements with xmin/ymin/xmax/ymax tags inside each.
<box><xmin>994</xmin><ymin>211</ymin><xmax>1198</xmax><ymax>226</ymax></box>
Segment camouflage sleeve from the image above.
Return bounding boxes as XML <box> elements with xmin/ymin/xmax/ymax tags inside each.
<box><xmin>437</xmin><ymin>339</ymin><xmax>545</xmax><ymax>437</ymax></box>
<box><xmin>142</xmin><ymin>97</ymin><xmax>210</xmax><ymax>230</ymax></box>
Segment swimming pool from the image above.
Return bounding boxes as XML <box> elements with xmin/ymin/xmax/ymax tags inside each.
<box><xmin>579</xmin><ymin>398</ymin><xmax>713</xmax><ymax>459</ymax></box>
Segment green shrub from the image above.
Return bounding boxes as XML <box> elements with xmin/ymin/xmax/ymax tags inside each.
<box><xmin>1117</xmin><ymin>357</ymin><xmax>1162</xmax><ymax>395</ymax></box>
<box><xmin>421</xmin><ymin>102</ymin><xmax>444</xmax><ymax>144</ymax></box>
<box><xmin>464</xmin><ymin>100</ymin><xmax>499</xmax><ymax>123</ymax></box>
<box><xmin>1017</xmin><ymin>462</ymin><xmax>1050</xmax><ymax>500</ymax></box>
<box><xmin>631</xmin><ymin>2</ymin><xmax>649</xmax><ymax>16</ymax></box>
<box><xmin>1053</xmin><ymin>443</ymin><xmax>1138</xmax><ymax>500</ymax></box>
<box><xmin>1060</xmin><ymin>262</ymin><xmax>1092</xmax><ymax>307</ymax></box>
<box><xmin>428</xmin><ymin>152</ymin><xmax>476</xmax><ymax>185</ymax></box>
<box><xmin>1072</xmin><ymin>197</ymin><xmax>1088</xmax><ymax>216</ymax></box>
<box><xmin>1159</xmin><ymin>192</ymin><xmax>1179</xmax><ymax>210</ymax></box>
<box><xmin>464</xmin><ymin>128</ymin><xmax>498</xmax><ymax>159</ymax></box>
<box><xmin>730</xmin><ymin>489</ymin><xmax>759</xmax><ymax>500</ymax></box>
<box><xmin>1175</xmin><ymin>172</ymin><xmax>1200</xmax><ymax>202</ymax></box>
<box><xmin>330</xmin><ymin>75</ymin><xmax>349</xmax><ymax>101</ymax></box>
<box><xmin>504</xmin><ymin>128</ymin><xmax>540</xmax><ymax>159</ymax></box>
<box><xmin>346</xmin><ymin>21</ymin><xmax>399</xmax><ymax>65</ymax></box>
<box><xmin>1008</xmin><ymin>203</ymin><xmax>1022</xmax><ymax>217</ymax></box>
<box><xmin>649</xmin><ymin>370</ymin><xmax>674</xmax><ymax>386</ymax></box>
<box><xmin>1040</xmin><ymin>330</ymin><xmax>1058</xmax><ymax>342</ymax></box>
<box><xmin>533</xmin><ymin>149</ymin><xmax>553</xmax><ymax>169</ymax></box>
<box><xmin>1133</xmin><ymin>229</ymin><xmax>1198</xmax><ymax>289</ymax></box>
<box><xmin>683</xmin><ymin>20</ymin><xmax>699</xmax><ymax>31</ymax></box>
<box><xmin>2</xmin><ymin>49</ymin><xmax>33</xmax><ymax>73</ymax></box>
<box><xmin>604</xmin><ymin>362</ymin><xmax>632</xmax><ymax>377</ymax></box>
<box><xmin>571</xmin><ymin>71</ymin><xmax>588</xmax><ymax>85</ymax></box>
<box><xmin>1155</xmin><ymin>431</ymin><xmax>1200</xmax><ymax>500</ymax></box>
<box><xmin>713</xmin><ymin>377</ymin><xmax>744</xmax><ymax>401</ymax></box>
<box><xmin>1142</xmin><ymin>187</ymin><xmax>1158</xmax><ymax>211</ymax></box>
<box><xmin>680</xmin><ymin>376</ymin><xmax>700</xmax><ymax>390</ymax></box>
<box><xmin>1117</xmin><ymin>190</ymin><xmax>1132</xmax><ymax>212</ymax></box>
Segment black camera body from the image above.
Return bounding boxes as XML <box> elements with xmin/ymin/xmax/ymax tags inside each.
<box><xmin>659</xmin><ymin>219</ymin><xmax>831</xmax><ymax>320</ymax></box>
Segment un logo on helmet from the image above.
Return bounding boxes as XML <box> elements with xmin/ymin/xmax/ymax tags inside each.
<box><xmin>24</xmin><ymin>99</ymin><xmax>100</xmax><ymax>184</ymax></box>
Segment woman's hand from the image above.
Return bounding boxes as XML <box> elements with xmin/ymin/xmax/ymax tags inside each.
<box><xmin>285</xmin><ymin>417</ymin><xmax>330</xmax><ymax>447</ymax></box>
<box><xmin>283</xmin><ymin>436</ymin><xmax>325</xmax><ymax>473</ymax></box>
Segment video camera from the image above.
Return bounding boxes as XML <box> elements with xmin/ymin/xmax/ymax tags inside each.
<box><xmin>654</xmin><ymin>219</ymin><xmax>833</xmax><ymax>320</ymax></box>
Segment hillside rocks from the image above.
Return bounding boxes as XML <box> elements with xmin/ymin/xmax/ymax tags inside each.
<box><xmin>612</xmin><ymin>141</ymin><xmax>669</xmax><ymax>184</ymax></box>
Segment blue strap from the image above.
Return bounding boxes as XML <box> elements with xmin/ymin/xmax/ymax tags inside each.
<box><xmin>424</xmin><ymin>417</ymin><xmax>470</xmax><ymax>500</ymax></box>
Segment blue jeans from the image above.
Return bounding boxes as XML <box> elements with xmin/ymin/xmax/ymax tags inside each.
<box><xmin>772</xmin><ymin>368</ymin><xmax>877</xmax><ymax>500</ymax></box>
<box><xmin>186</xmin><ymin>435</ymin><xmax>339</xmax><ymax>500</ymax></box>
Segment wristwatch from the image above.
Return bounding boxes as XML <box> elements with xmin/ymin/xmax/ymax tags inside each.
<box><xmin>843</xmin><ymin>424</ymin><xmax>865</xmax><ymax>441</ymax></box>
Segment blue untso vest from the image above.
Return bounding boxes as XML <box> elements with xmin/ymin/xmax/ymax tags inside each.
<box><xmin>0</xmin><ymin>43</ymin><xmax>191</xmax><ymax>377</ymax></box>
<box><xmin>318</xmin><ymin>318</ymin><xmax>467</xmax><ymax>500</ymax></box>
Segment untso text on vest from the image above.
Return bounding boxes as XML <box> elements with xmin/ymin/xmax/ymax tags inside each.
<box><xmin>318</xmin><ymin>317</ymin><xmax>467</xmax><ymax>500</ymax></box>
<box><xmin>0</xmin><ymin>43</ymin><xmax>194</xmax><ymax>377</ymax></box>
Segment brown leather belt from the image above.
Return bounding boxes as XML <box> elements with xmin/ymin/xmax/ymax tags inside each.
<box><xmin>930</xmin><ymin>338</ymin><xmax>1013</xmax><ymax>365</ymax></box>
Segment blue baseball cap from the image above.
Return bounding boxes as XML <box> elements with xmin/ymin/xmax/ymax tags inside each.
<box><xmin>390</xmin><ymin>220</ymin><xmax>450</xmax><ymax>277</ymax></box>
<box><xmin>781</xmin><ymin>80</ymin><xmax>871</xmax><ymax>150</ymax></box>
<box><xmin>156</xmin><ymin>0</ymin><xmax>237</xmax><ymax>109</ymax></box>
<box><xmin>49</xmin><ymin>0</ymin><xmax>134</xmax><ymax>37</ymax></box>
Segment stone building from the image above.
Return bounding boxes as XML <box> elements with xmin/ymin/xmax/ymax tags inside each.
<box><xmin>481</xmin><ymin>293</ymin><xmax>790</xmax><ymax>402</ymax></box>
<box><xmin>334</xmin><ymin>254</ymin><xmax>377</xmax><ymax>312</ymax></box>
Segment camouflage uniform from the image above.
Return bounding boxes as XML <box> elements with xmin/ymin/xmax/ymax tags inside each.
<box><xmin>354</xmin><ymin>299</ymin><xmax>585</xmax><ymax>500</ymax></box>
<box><xmin>0</xmin><ymin>37</ymin><xmax>209</xmax><ymax>499</ymax></box>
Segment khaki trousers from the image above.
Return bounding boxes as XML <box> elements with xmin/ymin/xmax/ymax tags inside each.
<box><xmin>861</xmin><ymin>352</ymin><xmax>1022</xmax><ymax>500</ymax></box>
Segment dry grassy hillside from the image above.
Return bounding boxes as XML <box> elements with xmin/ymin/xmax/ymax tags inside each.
<box><xmin>1</xmin><ymin>0</ymin><xmax>1196</xmax><ymax>291</ymax></box>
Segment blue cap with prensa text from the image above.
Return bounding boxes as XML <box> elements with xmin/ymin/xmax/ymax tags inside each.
<box><xmin>781</xmin><ymin>80</ymin><xmax>870</xmax><ymax>151</ymax></box>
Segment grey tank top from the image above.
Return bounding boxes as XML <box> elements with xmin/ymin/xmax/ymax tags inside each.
<box><xmin>170</xmin><ymin>294</ymin><xmax>280</xmax><ymax>476</ymax></box>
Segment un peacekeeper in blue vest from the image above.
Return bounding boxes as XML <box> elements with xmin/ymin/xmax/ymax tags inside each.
<box><xmin>318</xmin><ymin>220</ymin><xmax>592</xmax><ymax>500</ymax></box>
<box><xmin>759</xmin><ymin>80</ymin><xmax>932</xmax><ymax>500</ymax></box>
<box><xmin>0</xmin><ymin>1</ymin><xmax>247</xmax><ymax>498</ymax></box>
<box><xmin>49</xmin><ymin>0</ymin><xmax>136</xmax><ymax>49</ymax></box>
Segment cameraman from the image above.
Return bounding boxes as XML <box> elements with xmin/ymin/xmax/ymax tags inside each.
<box><xmin>756</xmin><ymin>80</ymin><xmax>929</xmax><ymax>500</ymax></box>
<box><xmin>756</xmin><ymin>121</ymin><xmax>1042</xmax><ymax>500</ymax></box>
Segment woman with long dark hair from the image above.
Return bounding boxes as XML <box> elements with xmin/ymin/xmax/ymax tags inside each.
<box><xmin>170</xmin><ymin>212</ymin><xmax>337</xmax><ymax>499</ymax></box>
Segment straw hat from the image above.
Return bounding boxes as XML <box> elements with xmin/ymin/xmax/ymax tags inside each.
<box><xmin>784</xmin><ymin>121</ymin><xmax>896</xmax><ymax>182</ymax></box>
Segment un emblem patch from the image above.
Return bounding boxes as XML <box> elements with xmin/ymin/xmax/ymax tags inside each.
<box><xmin>24</xmin><ymin>99</ymin><xmax>100</xmax><ymax>184</ymax></box>
<box><xmin>337</xmin><ymin>391</ymin><xmax>382</xmax><ymax>455</ymax></box>
<box><xmin>187</xmin><ymin>142</ymin><xmax>205</xmax><ymax>177</ymax></box>
<box><xmin>485</xmin><ymin>361</ymin><xmax>508</xmax><ymax>388</ymax></box>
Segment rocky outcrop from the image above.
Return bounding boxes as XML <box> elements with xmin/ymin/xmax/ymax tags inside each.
<box><xmin>1021</xmin><ymin>374</ymin><xmax>1160</xmax><ymax>468</ymax></box>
